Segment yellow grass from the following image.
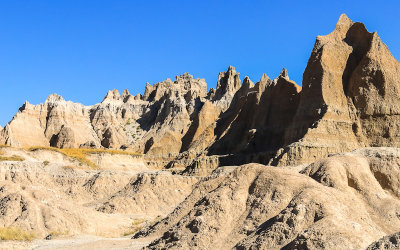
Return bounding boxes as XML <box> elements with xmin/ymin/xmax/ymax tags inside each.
<box><xmin>0</xmin><ymin>155</ymin><xmax>24</xmax><ymax>162</ymax></box>
<box><xmin>0</xmin><ymin>227</ymin><xmax>35</xmax><ymax>241</ymax></box>
<box><xmin>47</xmin><ymin>230</ymin><xmax>69</xmax><ymax>239</ymax></box>
<box><xmin>122</xmin><ymin>218</ymin><xmax>147</xmax><ymax>236</ymax></box>
<box><xmin>27</xmin><ymin>147</ymin><xmax>141</xmax><ymax>168</ymax></box>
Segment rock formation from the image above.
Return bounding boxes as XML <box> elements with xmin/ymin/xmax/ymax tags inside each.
<box><xmin>275</xmin><ymin>14</ymin><xmax>400</xmax><ymax>165</ymax></box>
<box><xmin>209</xmin><ymin>69</ymin><xmax>301</xmax><ymax>157</ymax></box>
<box><xmin>2</xmin><ymin>14</ymin><xmax>400</xmax><ymax>170</ymax></box>
<box><xmin>367</xmin><ymin>232</ymin><xmax>400</xmax><ymax>250</ymax></box>
<box><xmin>133</xmin><ymin>148</ymin><xmax>400</xmax><ymax>249</ymax></box>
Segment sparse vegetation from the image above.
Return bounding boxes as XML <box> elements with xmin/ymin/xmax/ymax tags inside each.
<box><xmin>122</xmin><ymin>218</ymin><xmax>146</xmax><ymax>236</ymax></box>
<box><xmin>27</xmin><ymin>147</ymin><xmax>141</xmax><ymax>168</ymax></box>
<box><xmin>46</xmin><ymin>230</ymin><xmax>68</xmax><ymax>239</ymax></box>
<box><xmin>43</xmin><ymin>160</ymin><xmax>50</xmax><ymax>166</ymax></box>
<box><xmin>62</xmin><ymin>165</ymin><xmax>76</xmax><ymax>170</ymax></box>
<box><xmin>125</xmin><ymin>119</ymin><xmax>135</xmax><ymax>125</ymax></box>
<box><xmin>0</xmin><ymin>155</ymin><xmax>24</xmax><ymax>162</ymax></box>
<box><xmin>0</xmin><ymin>227</ymin><xmax>36</xmax><ymax>241</ymax></box>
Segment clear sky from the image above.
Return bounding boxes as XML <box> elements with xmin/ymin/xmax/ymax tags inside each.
<box><xmin>1</xmin><ymin>1</ymin><xmax>400</xmax><ymax>126</ymax></box>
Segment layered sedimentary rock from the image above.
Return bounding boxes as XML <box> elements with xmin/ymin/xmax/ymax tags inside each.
<box><xmin>134</xmin><ymin>148</ymin><xmax>400</xmax><ymax>249</ymax></box>
<box><xmin>275</xmin><ymin>14</ymin><xmax>400</xmax><ymax>165</ymax></box>
<box><xmin>0</xmin><ymin>94</ymin><xmax>99</xmax><ymax>148</ymax></box>
<box><xmin>209</xmin><ymin>69</ymin><xmax>301</xmax><ymax>157</ymax></box>
<box><xmin>2</xmin><ymin>14</ymin><xmax>400</xmax><ymax>169</ymax></box>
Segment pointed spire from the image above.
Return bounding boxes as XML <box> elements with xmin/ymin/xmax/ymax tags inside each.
<box><xmin>45</xmin><ymin>93</ymin><xmax>65</xmax><ymax>103</ymax></box>
<box><xmin>122</xmin><ymin>89</ymin><xmax>130</xmax><ymax>97</ymax></box>
<box><xmin>260</xmin><ymin>73</ymin><xmax>270</xmax><ymax>83</ymax></box>
<box><xmin>102</xmin><ymin>89</ymin><xmax>121</xmax><ymax>103</ymax></box>
<box><xmin>279</xmin><ymin>68</ymin><xmax>289</xmax><ymax>80</ymax></box>
<box><xmin>331</xmin><ymin>13</ymin><xmax>354</xmax><ymax>38</ymax></box>
<box><xmin>242</xmin><ymin>76</ymin><xmax>254</xmax><ymax>89</ymax></box>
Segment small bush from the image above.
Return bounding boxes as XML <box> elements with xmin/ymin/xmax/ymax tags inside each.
<box><xmin>43</xmin><ymin>160</ymin><xmax>50</xmax><ymax>166</ymax></box>
<box><xmin>0</xmin><ymin>227</ymin><xmax>35</xmax><ymax>241</ymax></box>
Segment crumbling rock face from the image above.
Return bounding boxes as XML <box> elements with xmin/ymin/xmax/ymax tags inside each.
<box><xmin>209</xmin><ymin>69</ymin><xmax>301</xmax><ymax>156</ymax></box>
<box><xmin>50</xmin><ymin>125</ymin><xmax>76</xmax><ymax>148</ymax></box>
<box><xmin>1</xmin><ymin>94</ymin><xmax>99</xmax><ymax>148</ymax></box>
<box><xmin>96</xmin><ymin>172</ymin><xmax>199</xmax><ymax>217</ymax></box>
<box><xmin>367</xmin><ymin>232</ymin><xmax>400</xmax><ymax>250</ymax></box>
<box><xmin>276</xmin><ymin>14</ymin><xmax>400</xmax><ymax>165</ymax></box>
<box><xmin>135</xmin><ymin>148</ymin><xmax>400</xmax><ymax>249</ymax></box>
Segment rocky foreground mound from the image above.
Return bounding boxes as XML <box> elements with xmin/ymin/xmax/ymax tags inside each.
<box><xmin>134</xmin><ymin>147</ymin><xmax>400</xmax><ymax>249</ymax></box>
<box><xmin>0</xmin><ymin>146</ymin><xmax>399</xmax><ymax>249</ymax></box>
<box><xmin>0</xmin><ymin>147</ymin><xmax>199</xmax><ymax>240</ymax></box>
<box><xmin>2</xmin><ymin>14</ymin><xmax>400</xmax><ymax>171</ymax></box>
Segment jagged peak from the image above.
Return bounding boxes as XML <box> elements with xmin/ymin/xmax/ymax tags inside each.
<box><xmin>260</xmin><ymin>73</ymin><xmax>270</xmax><ymax>83</ymax></box>
<box><xmin>279</xmin><ymin>68</ymin><xmax>289</xmax><ymax>80</ymax></box>
<box><xmin>122</xmin><ymin>89</ymin><xmax>130</xmax><ymax>97</ymax></box>
<box><xmin>255</xmin><ymin>73</ymin><xmax>271</xmax><ymax>91</ymax></box>
<box><xmin>337</xmin><ymin>13</ymin><xmax>353</xmax><ymax>28</ymax></box>
<box><xmin>227</xmin><ymin>65</ymin><xmax>236</xmax><ymax>74</ymax></box>
<box><xmin>134</xmin><ymin>93</ymin><xmax>142</xmax><ymax>100</ymax></box>
<box><xmin>334</xmin><ymin>13</ymin><xmax>354</xmax><ymax>36</ymax></box>
<box><xmin>102</xmin><ymin>89</ymin><xmax>121</xmax><ymax>103</ymax></box>
<box><xmin>213</xmin><ymin>66</ymin><xmax>241</xmax><ymax>102</ymax></box>
<box><xmin>242</xmin><ymin>76</ymin><xmax>254</xmax><ymax>89</ymax></box>
<box><xmin>318</xmin><ymin>13</ymin><xmax>354</xmax><ymax>42</ymax></box>
<box><xmin>176</xmin><ymin>72</ymin><xmax>193</xmax><ymax>81</ymax></box>
<box><xmin>45</xmin><ymin>93</ymin><xmax>65</xmax><ymax>103</ymax></box>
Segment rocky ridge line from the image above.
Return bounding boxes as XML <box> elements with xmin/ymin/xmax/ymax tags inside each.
<box><xmin>1</xmin><ymin>14</ymin><xmax>400</xmax><ymax>171</ymax></box>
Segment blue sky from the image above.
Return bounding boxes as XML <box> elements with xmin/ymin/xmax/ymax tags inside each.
<box><xmin>1</xmin><ymin>1</ymin><xmax>400</xmax><ymax>126</ymax></box>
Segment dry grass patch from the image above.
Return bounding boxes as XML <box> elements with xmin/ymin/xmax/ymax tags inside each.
<box><xmin>62</xmin><ymin>165</ymin><xmax>77</xmax><ymax>170</ymax></box>
<box><xmin>123</xmin><ymin>218</ymin><xmax>147</xmax><ymax>236</ymax></box>
<box><xmin>45</xmin><ymin>230</ymin><xmax>69</xmax><ymax>239</ymax></box>
<box><xmin>0</xmin><ymin>227</ymin><xmax>35</xmax><ymax>241</ymax></box>
<box><xmin>0</xmin><ymin>155</ymin><xmax>24</xmax><ymax>162</ymax></box>
<box><xmin>28</xmin><ymin>147</ymin><xmax>141</xmax><ymax>168</ymax></box>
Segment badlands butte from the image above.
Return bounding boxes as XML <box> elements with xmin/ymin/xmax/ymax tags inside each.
<box><xmin>1</xmin><ymin>14</ymin><xmax>400</xmax><ymax>249</ymax></box>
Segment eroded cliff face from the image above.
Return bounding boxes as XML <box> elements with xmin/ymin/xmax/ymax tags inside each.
<box><xmin>209</xmin><ymin>69</ymin><xmax>301</xmax><ymax>156</ymax></box>
<box><xmin>2</xmin><ymin>14</ymin><xmax>400</xmax><ymax>169</ymax></box>
<box><xmin>275</xmin><ymin>14</ymin><xmax>400</xmax><ymax>165</ymax></box>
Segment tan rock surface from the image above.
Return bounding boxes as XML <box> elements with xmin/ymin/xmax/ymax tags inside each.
<box><xmin>276</xmin><ymin>14</ymin><xmax>400</xmax><ymax>165</ymax></box>
<box><xmin>135</xmin><ymin>148</ymin><xmax>400</xmax><ymax>249</ymax></box>
<box><xmin>0</xmin><ymin>147</ymin><xmax>197</xmax><ymax>239</ymax></box>
<box><xmin>367</xmin><ymin>232</ymin><xmax>400</xmax><ymax>250</ymax></box>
